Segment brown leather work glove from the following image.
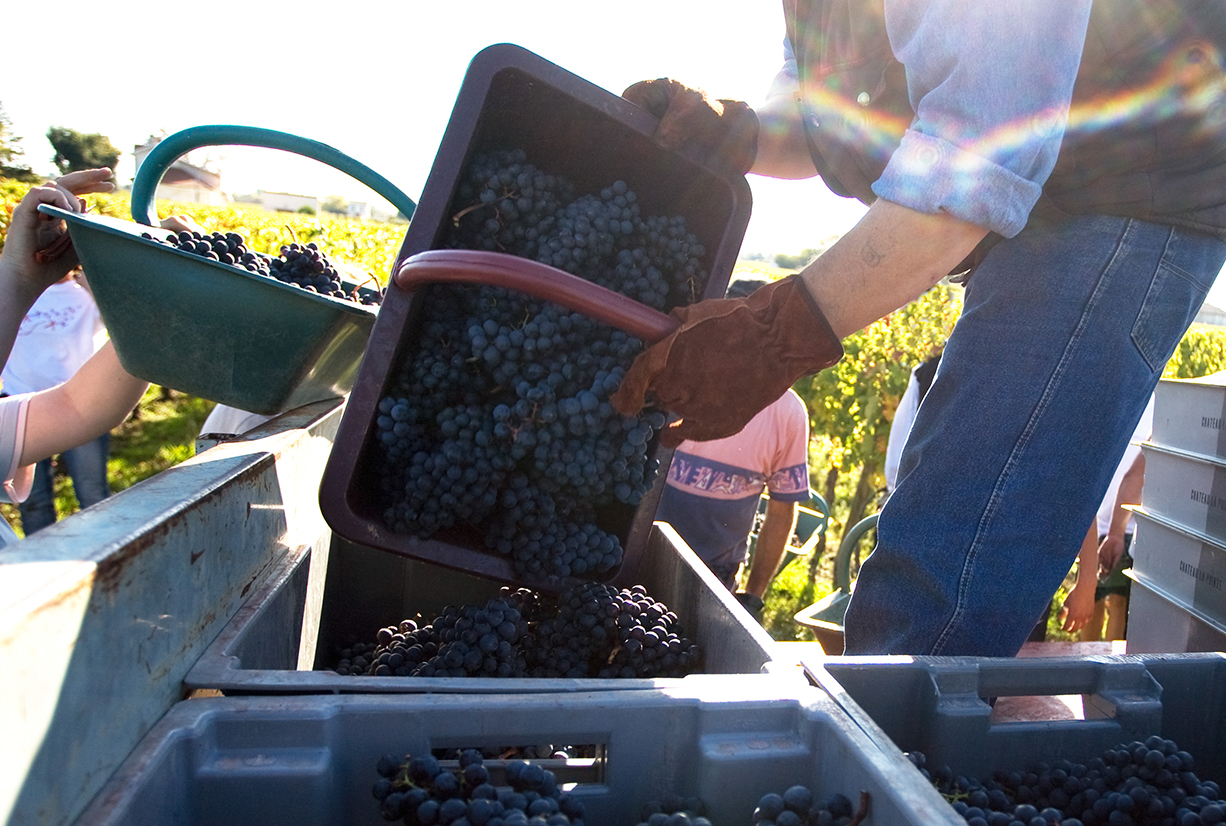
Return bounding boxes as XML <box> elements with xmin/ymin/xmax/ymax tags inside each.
<box><xmin>610</xmin><ymin>275</ymin><xmax>843</xmax><ymax>447</ymax></box>
<box><xmin>622</xmin><ymin>78</ymin><xmax>759</xmax><ymax>175</ymax></box>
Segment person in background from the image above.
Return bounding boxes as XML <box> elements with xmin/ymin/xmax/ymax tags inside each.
<box><xmin>654</xmin><ymin>278</ymin><xmax>812</xmax><ymax>620</ymax></box>
<box><xmin>1060</xmin><ymin>394</ymin><xmax>1154</xmax><ymax>640</ymax></box>
<box><xmin>0</xmin><ymin>170</ymin><xmax>154</xmax><ymax>547</ymax></box>
<box><xmin>2</xmin><ymin>267</ymin><xmax>110</xmax><ymax>533</ymax></box>
<box><xmin>611</xmin><ymin>2</ymin><xmax>1226</xmax><ymax>656</ymax></box>
<box><xmin>883</xmin><ymin>350</ymin><xmax>942</xmax><ymax>496</ymax></box>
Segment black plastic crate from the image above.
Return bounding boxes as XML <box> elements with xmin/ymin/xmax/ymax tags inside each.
<box><xmin>183</xmin><ymin>525</ymin><xmax>783</xmax><ymax>694</ymax></box>
<box><xmin>318</xmin><ymin>43</ymin><xmax>752</xmax><ymax>592</ymax></box>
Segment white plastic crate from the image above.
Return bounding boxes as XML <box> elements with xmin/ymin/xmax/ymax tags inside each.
<box><xmin>1124</xmin><ymin>573</ymin><xmax>1226</xmax><ymax>654</ymax></box>
<box><xmin>1138</xmin><ymin>441</ymin><xmax>1226</xmax><ymax>542</ymax></box>
<box><xmin>1150</xmin><ymin>373</ymin><xmax>1226</xmax><ymax>461</ymax></box>
<box><xmin>1128</xmin><ymin>506</ymin><xmax>1226</xmax><ymax>628</ymax></box>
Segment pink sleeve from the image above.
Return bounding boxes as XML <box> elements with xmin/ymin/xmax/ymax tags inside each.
<box><xmin>0</xmin><ymin>394</ymin><xmax>34</xmax><ymax>504</ymax></box>
<box><xmin>765</xmin><ymin>390</ymin><xmax>811</xmax><ymax>500</ymax></box>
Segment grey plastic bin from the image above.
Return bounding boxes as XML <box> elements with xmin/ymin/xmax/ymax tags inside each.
<box><xmin>72</xmin><ymin>680</ymin><xmax>963</xmax><ymax>826</ymax></box>
<box><xmin>183</xmin><ymin>523</ymin><xmax>784</xmax><ymax>694</ymax></box>
<box><xmin>804</xmin><ymin>653</ymin><xmax>1226</xmax><ymax>783</ymax></box>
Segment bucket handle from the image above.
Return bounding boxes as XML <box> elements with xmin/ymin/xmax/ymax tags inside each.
<box><xmin>130</xmin><ymin>125</ymin><xmax>417</xmax><ymax>226</ymax></box>
<box><xmin>394</xmin><ymin>249</ymin><xmax>680</xmax><ymax>344</ymax></box>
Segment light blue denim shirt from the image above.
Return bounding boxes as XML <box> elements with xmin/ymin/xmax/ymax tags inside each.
<box><xmin>774</xmin><ymin>0</ymin><xmax>1094</xmax><ymax>237</ymax></box>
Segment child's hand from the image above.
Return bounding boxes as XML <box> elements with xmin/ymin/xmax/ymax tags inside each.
<box><xmin>1</xmin><ymin>169</ymin><xmax>115</xmax><ymax>298</ymax></box>
<box><xmin>159</xmin><ymin>213</ymin><xmax>205</xmax><ymax>234</ymax></box>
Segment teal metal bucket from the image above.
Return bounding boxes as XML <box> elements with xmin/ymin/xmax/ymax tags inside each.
<box><xmin>44</xmin><ymin>124</ymin><xmax>418</xmax><ymax>415</ymax></box>
<box><xmin>44</xmin><ymin>206</ymin><xmax>380</xmax><ymax>415</ymax></box>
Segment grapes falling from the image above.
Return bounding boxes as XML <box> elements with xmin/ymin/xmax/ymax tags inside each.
<box><xmin>331</xmin><ymin>584</ymin><xmax>702</xmax><ymax>680</ymax></box>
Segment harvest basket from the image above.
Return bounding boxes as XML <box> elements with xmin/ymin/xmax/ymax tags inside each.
<box><xmin>44</xmin><ymin>125</ymin><xmax>418</xmax><ymax>415</ymax></box>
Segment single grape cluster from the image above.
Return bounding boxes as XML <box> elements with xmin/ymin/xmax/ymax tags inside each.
<box><xmin>521</xmin><ymin>583</ymin><xmax>701</xmax><ymax>679</ymax></box>
<box><xmin>374</xmin><ymin>147</ymin><xmax>708</xmax><ymax>580</ymax></box>
<box><xmin>372</xmin><ymin>749</ymin><xmax>587</xmax><ymax>825</ymax></box>
<box><xmin>331</xmin><ymin>584</ymin><xmax>702</xmax><ymax>681</ymax></box>
<box><xmin>911</xmin><ymin>734</ymin><xmax>1223</xmax><ymax>826</ymax></box>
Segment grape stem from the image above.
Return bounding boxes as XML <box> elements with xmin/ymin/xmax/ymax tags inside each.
<box><xmin>847</xmin><ymin>791</ymin><xmax>871</xmax><ymax>826</ymax></box>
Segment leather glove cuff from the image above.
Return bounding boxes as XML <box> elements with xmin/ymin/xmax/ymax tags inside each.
<box><xmin>611</xmin><ymin>274</ymin><xmax>843</xmax><ymax>446</ymax></box>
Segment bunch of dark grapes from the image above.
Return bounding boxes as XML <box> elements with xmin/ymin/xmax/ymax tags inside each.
<box><xmin>374</xmin><ymin>147</ymin><xmax>707</xmax><ymax>580</ymax></box>
<box><xmin>753</xmin><ymin>787</ymin><xmax>866</xmax><ymax>826</ymax></box>
<box><xmin>143</xmin><ymin>229</ymin><xmax>270</xmax><ymax>274</ymax></box>
<box><xmin>143</xmin><ymin>229</ymin><xmax>382</xmax><ymax>305</ymax></box>
<box><xmin>333</xmin><ymin>618</ymin><xmax>438</xmax><ymax>678</ymax></box>
<box><xmin>331</xmin><ymin>584</ymin><xmax>701</xmax><ymax>681</ymax></box>
<box><xmin>910</xmin><ymin>735</ymin><xmax>1224</xmax><ymax>826</ymax></box>
<box><xmin>521</xmin><ymin>583</ymin><xmax>701</xmax><ymax>679</ymax></box>
<box><xmin>373</xmin><ymin>749</ymin><xmax>587</xmax><ymax>825</ymax></box>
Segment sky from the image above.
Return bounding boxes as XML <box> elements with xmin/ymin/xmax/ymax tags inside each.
<box><xmin>6</xmin><ymin>0</ymin><xmax>1225</xmax><ymax>305</ymax></box>
<box><xmin>4</xmin><ymin>0</ymin><xmax>865</xmax><ymax>260</ymax></box>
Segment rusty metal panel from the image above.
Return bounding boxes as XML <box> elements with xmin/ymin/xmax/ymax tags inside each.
<box><xmin>0</xmin><ymin>399</ymin><xmax>344</xmax><ymax>826</ymax></box>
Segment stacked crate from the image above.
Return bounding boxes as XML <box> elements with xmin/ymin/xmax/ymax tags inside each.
<box><xmin>1127</xmin><ymin>372</ymin><xmax>1226</xmax><ymax>652</ymax></box>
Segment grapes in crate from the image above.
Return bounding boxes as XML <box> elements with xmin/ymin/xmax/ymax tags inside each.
<box><xmin>331</xmin><ymin>583</ymin><xmax>701</xmax><ymax>680</ymax></box>
<box><xmin>142</xmin><ymin>229</ymin><xmax>382</xmax><ymax>306</ymax></box>
<box><xmin>373</xmin><ymin>748</ymin><xmax>587</xmax><ymax>825</ymax></box>
<box><xmin>909</xmin><ymin>735</ymin><xmax>1224</xmax><ymax>826</ymax></box>
<box><xmin>375</xmin><ymin>147</ymin><xmax>708</xmax><ymax>579</ymax></box>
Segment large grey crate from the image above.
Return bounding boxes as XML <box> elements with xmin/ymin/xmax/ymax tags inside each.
<box><xmin>183</xmin><ymin>523</ymin><xmax>784</xmax><ymax>694</ymax></box>
<box><xmin>71</xmin><ymin>680</ymin><xmax>962</xmax><ymax>826</ymax></box>
<box><xmin>1124</xmin><ymin>574</ymin><xmax>1226</xmax><ymax>654</ymax></box>
<box><xmin>1139</xmin><ymin>441</ymin><xmax>1226</xmax><ymax>541</ymax></box>
<box><xmin>1151</xmin><ymin>374</ymin><xmax>1226</xmax><ymax>461</ymax></box>
<box><xmin>803</xmin><ymin>654</ymin><xmax>1226</xmax><ymax>783</ymax></box>
<box><xmin>1128</xmin><ymin>506</ymin><xmax>1226</xmax><ymax>628</ymax></box>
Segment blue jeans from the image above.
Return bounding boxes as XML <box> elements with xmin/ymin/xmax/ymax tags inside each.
<box><xmin>18</xmin><ymin>433</ymin><xmax>111</xmax><ymax>535</ymax></box>
<box><xmin>843</xmin><ymin>216</ymin><xmax>1226</xmax><ymax>657</ymax></box>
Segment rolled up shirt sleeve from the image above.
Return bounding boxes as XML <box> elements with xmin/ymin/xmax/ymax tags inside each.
<box><xmin>872</xmin><ymin>0</ymin><xmax>1093</xmax><ymax>237</ymax></box>
<box><xmin>0</xmin><ymin>394</ymin><xmax>34</xmax><ymax>504</ymax></box>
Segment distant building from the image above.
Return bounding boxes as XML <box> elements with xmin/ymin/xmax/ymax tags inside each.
<box><xmin>1196</xmin><ymin>301</ymin><xmax>1226</xmax><ymax>327</ymax></box>
<box><xmin>132</xmin><ymin>137</ymin><xmax>228</xmax><ymax>206</ymax></box>
<box><xmin>347</xmin><ymin>201</ymin><xmax>371</xmax><ymax>220</ymax></box>
<box><xmin>258</xmin><ymin>190</ymin><xmax>320</xmax><ymax>214</ymax></box>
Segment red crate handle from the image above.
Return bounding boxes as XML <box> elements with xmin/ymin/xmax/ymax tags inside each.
<box><xmin>394</xmin><ymin>250</ymin><xmax>680</xmax><ymax>344</ymax></box>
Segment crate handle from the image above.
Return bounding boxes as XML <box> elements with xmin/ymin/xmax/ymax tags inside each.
<box><xmin>394</xmin><ymin>249</ymin><xmax>680</xmax><ymax>344</ymax></box>
<box><xmin>130</xmin><ymin>124</ymin><xmax>417</xmax><ymax>227</ymax></box>
<box><xmin>919</xmin><ymin>659</ymin><xmax>1164</xmax><ymax>772</ymax></box>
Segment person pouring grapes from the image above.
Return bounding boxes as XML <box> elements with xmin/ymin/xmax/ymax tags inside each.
<box><xmin>611</xmin><ymin>0</ymin><xmax>1226</xmax><ymax>656</ymax></box>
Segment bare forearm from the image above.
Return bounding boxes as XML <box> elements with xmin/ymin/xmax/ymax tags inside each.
<box><xmin>799</xmin><ymin>199</ymin><xmax>988</xmax><ymax>338</ymax></box>
<box><xmin>1108</xmin><ymin>455</ymin><xmax>1145</xmax><ymax>538</ymax></box>
<box><xmin>744</xmin><ymin>499</ymin><xmax>798</xmax><ymax>598</ymax></box>
<box><xmin>751</xmin><ymin>96</ymin><xmax>820</xmax><ymax>180</ymax></box>
<box><xmin>22</xmin><ymin>343</ymin><xmax>147</xmax><ymax>463</ymax></box>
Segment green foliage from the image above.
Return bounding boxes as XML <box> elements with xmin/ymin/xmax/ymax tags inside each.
<box><xmin>0</xmin><ymin>102</ymin><xmax>25</xmax><ymax>167</ymax></box>
<box><xmin>0</xmin><ymin>102</ymin><xmax>38</xmax><ymax>182</ymax></box>
<box><xmin>796</xmin><ymin>284</ymin><xmax>960</xmax><ymax>477</ymax></box>
<box><xmin>774</xmin><ymin>248</ymin><xmax>822</xmax><ymax>270</ymax></box>
<box><xmin>46</xmin><ymin>126</ymin><xmax>121</xmax><ymax>175</ymax></box>
<box><xmin>297</xmin><ymin>204</ymin><xmax>316</xmax><ymax>215</ymax></box>
<box><xmin>1163</xmin><ymin>324</ymin><xmax>1226</xmax><ymax>379</ymax></box>
<box><xmin>321</xmin><ymin>195</ymin><xmax>348</xmax><ymax>214</ymax></box>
